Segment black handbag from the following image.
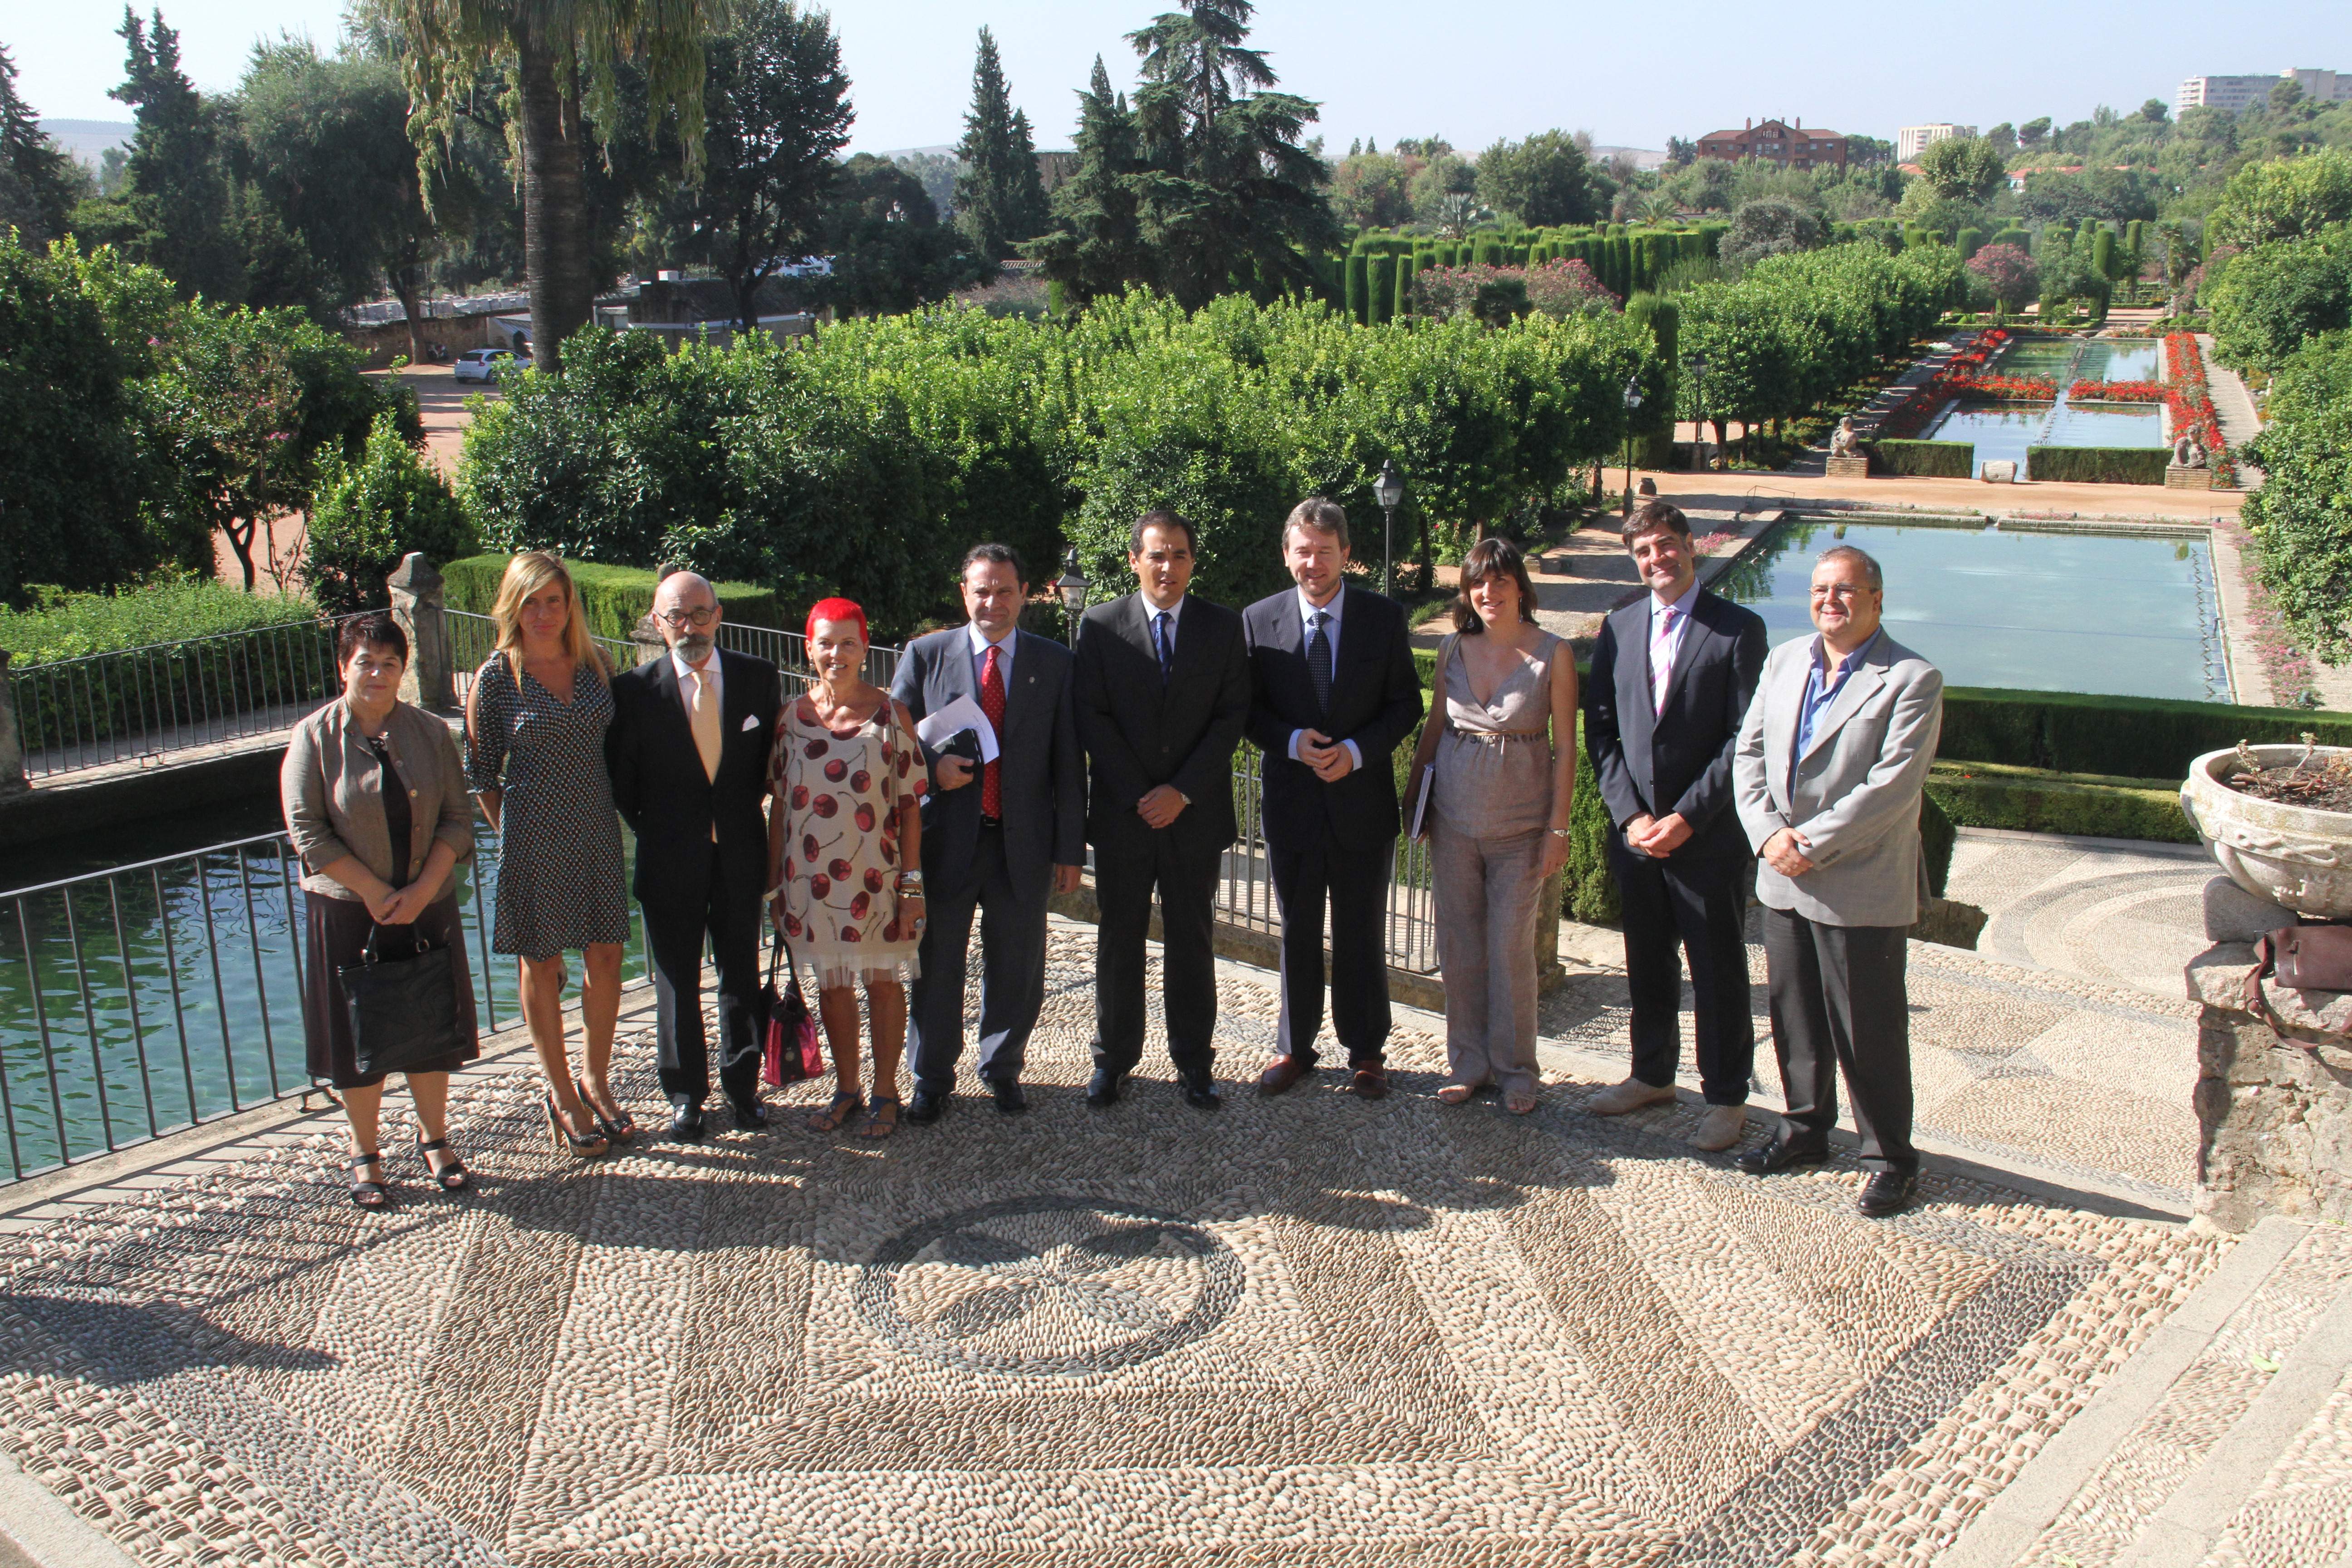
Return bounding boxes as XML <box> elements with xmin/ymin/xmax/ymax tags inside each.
<box><xmin>338</xmin><ymin>924</ymin><xmax>465</xmax><ymax>1079</ymax></box>
<box><xmin>761</xmin><ymin>932</ymin><xmax>823</xmax><ymax>1086</ymax></box>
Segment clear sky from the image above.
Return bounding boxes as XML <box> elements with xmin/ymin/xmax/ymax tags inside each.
<box><xmin>12</xmin><ymin>0</ymin><xmax>2347</xmax><ymax>156</ymax></box>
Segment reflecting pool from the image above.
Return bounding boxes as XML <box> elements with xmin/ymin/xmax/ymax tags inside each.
<box><xmin>1715</xmin><ymin>518</ymin><xmax>2230</xmax><ymax>703</ymax></box>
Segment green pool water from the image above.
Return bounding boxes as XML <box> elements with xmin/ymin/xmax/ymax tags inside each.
<box><xmin>1715</xmin><ymin>518</ymin><xmax>2230</xmax><ymax>702</ymax></box>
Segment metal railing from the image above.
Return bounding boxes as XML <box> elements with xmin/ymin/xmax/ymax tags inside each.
<box><xmin>9</xmin><ymin>614</ymin><xmax>363</xmax><ymax>781</ymax></box>
<box><xmin>444</xmin><ymin>612</ymin><xmax>900</xmax><ymax>702</ymax></box>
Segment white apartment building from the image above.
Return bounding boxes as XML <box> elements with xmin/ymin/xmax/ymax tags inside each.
<box><xmin>1897</xmin><ymin>123</ymin><xmax>1977</xmax><ymax>162</ymax></box>
<box><xmin>2178</xmin><ymin>69</ymin><xmax>2352</xmax><ymax>115</ymax></box>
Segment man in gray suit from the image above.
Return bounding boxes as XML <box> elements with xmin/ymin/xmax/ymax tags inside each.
<box><xmin>1732</xmin><ymin>544</ymin><xmax>1943</xmax><ymax>1217</ymax></box>
<box><xmin>892</xmin><ymin>544</ymin><xmax>1086</xmax><ymax>1122</ymax></box>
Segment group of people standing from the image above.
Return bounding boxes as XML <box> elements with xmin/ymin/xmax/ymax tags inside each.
<box><xmin>281</xmin><ymin>492</ymin><xmax>1943</xmax><ymax>1220</ymax></box>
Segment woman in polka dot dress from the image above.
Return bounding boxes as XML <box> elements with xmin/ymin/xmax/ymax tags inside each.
<box><xmin>766</xmin><ymin>598</ymin><xmax>929</xmax><ymax>1139</ymax></box>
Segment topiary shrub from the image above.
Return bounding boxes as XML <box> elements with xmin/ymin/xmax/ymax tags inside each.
<box><xmin>1863</xmin><ymin>439</ymin><xmax>1974</xmax><ymax>477</ymax></box>
<box><xmin>442</xmin><ymin>555</ymin><xmax>780</xmax><ymax>642</ymax></box>
<box><xmin>1936</xmin><ymin>686</ymin><xmax>2352</xmax><ymax>778</ymax></box>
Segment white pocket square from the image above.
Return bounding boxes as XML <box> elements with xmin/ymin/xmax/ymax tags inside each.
<box><xmin>740</xmin><ymin>715</ymin><xmax>760</xmax><ymax>731</ymax></box>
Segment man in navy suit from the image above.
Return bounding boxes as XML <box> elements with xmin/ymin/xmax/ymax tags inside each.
<box><xmin>1242</xmin><ymin>499</ymin><xmax>1424</xmax><ymax>1099</ymax></box>
<box><xmin>892</xmin><ymin>544</ymin><xmax>1086</xmax><ymax>1121</ymax></box>
<box><xmin>1583</xmin><ymin>500</ymin><xmax>1768</xmax><ymax>1152</ymax></box>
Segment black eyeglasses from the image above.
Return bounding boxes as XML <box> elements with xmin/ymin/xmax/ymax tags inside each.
<box><xmin>656</xmin><ymin>607</ymin><xmax>718</xmax><ymax>628</ymax></box>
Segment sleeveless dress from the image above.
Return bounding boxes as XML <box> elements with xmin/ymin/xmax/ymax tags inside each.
<box><xmin>465</xmin><ymin>656</ymin><xmax>632</xmax><ymax>961</ymax></box>
<box><xmin>1428</xmin><ymin>629</ymin><xmax>1565</xmax><ymax>1098</ymax></box>
<box><xmin>771</xmin><ymin>695</ymin><xmax>930</xmax><ymax>989</ymax></box>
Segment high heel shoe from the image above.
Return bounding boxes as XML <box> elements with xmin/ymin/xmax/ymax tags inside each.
<box><xmin>416</xmin><ymin>1135</ymin><xmax>471</xmax><ymax>1192</ymax></box>
<box><xmin>347</xmin><ymin>1151</ymin><xmax>390</xmax><ymax>1209</ymax></box>
<box><xmin>544</xmin><ymin>1093</ymin><xmax>609</xmax><ymax>1158</ymax></box>
<box><xmin>576</xmin><ymin>1077</ymin><xmax>637</xmax><ymax>1143</ymax></box>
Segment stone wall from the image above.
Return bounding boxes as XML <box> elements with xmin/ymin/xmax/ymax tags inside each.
<box><xmin>2192</xmin><ymin>1003</ymin><xmax>2352</xmax><ymax>1233</ymax></box>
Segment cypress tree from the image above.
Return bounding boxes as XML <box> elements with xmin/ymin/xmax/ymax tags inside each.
<box><xmin>1345</xmin><ymin>251</ymin><xmax>1368</xmax><ymax>323</ymax></box>
<box><xmin>1394</xmin><ymin>252</ymin><xmax>1416</xmax><ymax>317</ymax></box>
<box><xmin>1367</xmin><ymin>253</ymin><xmax>1396</xmax><ymax>323</ymax></box>
<box><xmin>1027</xmin><ymin>55</ymin><xmax>1149</xmax><ymax>305</ymax></box>
<box><xmin>953</xmin><ymin>28</ymin><xmax>1050</xmax><ymax>263</ymax></box>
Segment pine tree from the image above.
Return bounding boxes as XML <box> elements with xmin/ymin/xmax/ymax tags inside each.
<box><xmin>953</xmin><ymin>28</ymin><xmax>1050</xmax><ymax>263</ymax></box>
<box><xmin>0</xmin><ymin>44</ymin><xmax>81</xmax><ymax>243</ymax></box>
<box><xmin>1026</xmin><ymin>56</ymin><xmax>1147</xmax><ymax>306</ymax></box>
<box><xmin>1122</xmin><ymin>0</ymin><xmax>1338</xmax><ymax>307</ymax></box>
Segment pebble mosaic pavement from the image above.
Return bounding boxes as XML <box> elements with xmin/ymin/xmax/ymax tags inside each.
<box><xmin>0</xmin><ymin>928</ymin><xmax>2226</xmax><ymax>1568</ymax></box>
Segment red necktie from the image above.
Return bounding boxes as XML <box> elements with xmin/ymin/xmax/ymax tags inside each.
<box><xmin>980</xmin><ymin>642</ymin><xmax>1006</xmax><ymax>818</ymax></box>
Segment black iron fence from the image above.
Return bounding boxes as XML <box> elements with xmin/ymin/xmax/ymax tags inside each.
<box><xmin>9</xmin><ymin>614</ymin><xmax>364</xmax><ymax>781</ymax></box>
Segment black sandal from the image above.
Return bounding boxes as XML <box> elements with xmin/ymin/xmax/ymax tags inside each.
<box><xmin>544</xmin><ymin>1093</ymin><xmax>609</xmax><ymax>1158</ymax></box>
<box><xmin>808</xmin><ymin>1090</ymin><xmax>864</xmax><ymax>1133</ymax></box>
<box><xmin>858</xmin><ymin>1097</ymin><xmax>902</xmax><ymax>1139</ymax></box>
<box><xmin>416</xmin><ymin>1135</ymin><xmax>470</xmax><ymax>1192</ymax></box>
<box><xmin>347</xmin><ymin>1151</ymin><xmax>389</xmax><ymax>1210</ymax></box>
<box><xmin>576</xmin><ymin>1076</ymin><xmax>637</xmax><ymax>1143</ymax></box>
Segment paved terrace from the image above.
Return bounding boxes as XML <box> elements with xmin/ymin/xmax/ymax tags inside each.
<box><xmin>3</xmin><ymin>830</ymin><xmax>2347</xmax><ymax>1568</ymax></box>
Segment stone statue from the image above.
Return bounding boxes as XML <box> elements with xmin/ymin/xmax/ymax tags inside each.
<box><xmin>1829</xmin><ymin>417</ymin><xmax>1861</xmax><ymax>459</ymax></box>
<box><xmin>2173</xmin><ymin>435</ymin><xmax>2207</xmax><ymax>469</ymax></box>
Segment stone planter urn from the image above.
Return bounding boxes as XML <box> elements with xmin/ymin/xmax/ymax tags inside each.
<box><xmin>2180</xmin><ymin>744</ymin><xmax>2352</xmax><ymax>918</ymax></box>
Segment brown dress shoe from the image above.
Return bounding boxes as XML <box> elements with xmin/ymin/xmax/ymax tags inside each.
<box><xmin>1351</xmin><ymin>1065</ymin><xmax>1389</xmax><ymax>1099</ymax></box>
<box><xmin>1258</xmin><ymin>1056</ymin><xmax>1309</xmax><ymax>1095</ymax></box>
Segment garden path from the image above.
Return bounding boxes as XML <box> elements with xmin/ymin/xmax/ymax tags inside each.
<box><xmin>2197</xmin><ymin>334</ymin><xmax>2267</xmax><ymax>490</ymax></box>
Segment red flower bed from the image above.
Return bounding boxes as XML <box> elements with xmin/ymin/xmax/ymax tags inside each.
<box><xmin>1872</xmin><ymin>329</ymin><xmax>2057</xmax><ymax>440</ymax></box>
<box><xmin>2164</xmin><ymin>332</ymin><xmax>2235</xmax><ymax>485</ymax></box>
<box><xmin>2068</xmin><ymin>379</ymin><xmax>2164</xmax><ymax>402</ymax></box>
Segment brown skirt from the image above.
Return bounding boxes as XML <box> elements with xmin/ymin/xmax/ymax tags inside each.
<box><xmin>302</xmin><ymin>892</ymin><xmax>481</xmax><ymax>1089</ymax></box>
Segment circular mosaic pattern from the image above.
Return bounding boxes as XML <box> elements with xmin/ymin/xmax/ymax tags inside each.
<box><xmin>853</xmin><ymin>1195</ymin><xmax>1243</xmax><ymax>1377</ymax></box>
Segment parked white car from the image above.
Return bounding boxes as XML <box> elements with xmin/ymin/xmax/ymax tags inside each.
<box><xmin>453</xmin><ymin>348</ymin><xmax>519</xmax><ymax>384</ymax></box>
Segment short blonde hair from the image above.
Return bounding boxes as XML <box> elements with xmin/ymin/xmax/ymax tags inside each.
<box><xmin>490</xmin><ymin>551</ymin><xmax>610</xmax><ymax>686</ymax></box>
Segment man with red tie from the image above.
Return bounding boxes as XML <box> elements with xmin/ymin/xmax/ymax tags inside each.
<box><xmin>892</xmin><ymin>544</ymin><xmax>1086</xmax><ymax>1122</ymax></box>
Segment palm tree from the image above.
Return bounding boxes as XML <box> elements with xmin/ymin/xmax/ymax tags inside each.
<box><xmin>388</xmin><ymin>0</ymin><xmax>724</xmax><ymax>372</ymax></box>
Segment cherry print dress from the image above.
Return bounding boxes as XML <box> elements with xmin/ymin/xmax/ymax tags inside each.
<box><xmin>771</xmin><ymin>695</ymin><xmax>930</xmax><ymax>988</ymax></box>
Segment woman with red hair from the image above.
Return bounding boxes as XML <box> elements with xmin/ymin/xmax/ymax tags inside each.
<box><xmin>766</xmin><ymin>598</ymin><xmax>930</xmax><ymax>1137</ymax></box>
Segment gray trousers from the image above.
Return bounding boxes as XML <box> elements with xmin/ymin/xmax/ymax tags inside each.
<box><xmin>1761</xmin><ymin>906</ymin><xmax>1916</xmax><ymax>1171</ymax></box>
<box><xmin>1431</xmin><ymin>819</ymin><xmax>1546</xmax><ymax>1097</ymax></box>
<box><xmin>909</xmin><ymin>828</ymin><xmax>1049</xmax><ymax>1093</ymax></box>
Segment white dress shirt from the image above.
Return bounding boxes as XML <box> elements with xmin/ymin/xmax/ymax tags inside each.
<box><xmin>1286</xmin><ymin>584</ymin><xmax>1364</xmax><ymax>770</ymax></box>
<box><xmin>671</xmin><ymin>644</ymin><xmax>722</xmax><ymax>709</ymax></box>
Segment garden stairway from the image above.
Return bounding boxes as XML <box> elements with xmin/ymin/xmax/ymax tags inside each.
<box><xmin>1940</xmin><ymin>1216</ymin><xmax>2352</xmax><ymax>1568</ymax></box>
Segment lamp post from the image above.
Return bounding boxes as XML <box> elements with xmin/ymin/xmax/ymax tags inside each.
<box><xmin>1688</xmin><ymin>353</ymin><xmax>1710</xmax><ymax>471</ymax></box>
<box><xmin>1620</xmin><ymin>375</ymin><xmax>1644</xmax><ymax>516</ymax></box>
<box><xmin>1054</xmin><ymin>547</ymin><xmax>1090</xmax><ymax>644</ymax></box>
<box><xmin>1373</xmin><ymin>459</ymin><xmax>1405</xmax><ymax>596</ymax></box>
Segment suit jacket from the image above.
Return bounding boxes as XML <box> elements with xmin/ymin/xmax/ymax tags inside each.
<box><xmin>890</xmin><ymin>625</ymin><xmax>1086</xmax><ymax>905</ymax></box>
<box><xmin>1242</xmin><ymin>583</ymin><xmax>1424</xmax><ymax>852</ymax></box>
<box><xmin>1073</xmin><ymin>593</ymin><xmax>1251</xmax><ymax>852</ymax></box>
<box><xmin>605</xmin><ymin>647</ymin><xmax>782</xmax><ymax>913</ymax></box>
<box><xmin>1734</xmin><ymin>631</ymin><xmax>1944</xmax><ymax>928</ymax></box>
<box><xmin>1585</xmin><ymin>588</ymin><xmax>1769</xmax><ymax>860</ymax></box>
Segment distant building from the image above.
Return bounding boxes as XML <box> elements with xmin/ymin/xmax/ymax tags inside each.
<box><xmin>2178</xmin><ymin>69</ymin><xmax>2352</xmax><ymax>115</ymax></box>
<box><xmin>1694</xmin><ymin>118</ymin><xmax>1849</xmax><ymax>172</ymax></box>
<box><xmin>1897</xmin><ymin>124</ymin><xmax>1978</xmax><ymax>162</ymax></box>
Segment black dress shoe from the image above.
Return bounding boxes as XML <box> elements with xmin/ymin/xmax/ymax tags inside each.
<box><xmin>1858</xmin><ymin>1167</ymin><xmax>1919</xmax><ymax>1218</ymax></box>
<box><xmin>668</xmin><ymin>1098</ymin><xmax>705</xmax><ymax>1142</ymax></box>
<box><xmin>1086</xmin><ymin>1068</ymin><xmax>1127</xmax><ymax>1108</ymax></box>
<box><xmin>903</xmin><ymin>1087</ymin><xmax>946</xmax><ymax>1124</ymax></box>
<box><xmin>728</xmin><ymin>1095</ymin><xmax>769</xmax><ymax>1129</ymax></box>
<box><xmin>987</xmin><ymin>1077</ymin><xmax>1028</xmax><ymax>1115</ymax></box>
<box><xmin>1178</xmin><ymin>1070</ymin><xmax>1222</xmax><ymax>1111</ymax></box>
<box><xmin>1735</xmin><ymin>1131</ymin><xmax>1829</xmax><ymax>1176</ymax></box>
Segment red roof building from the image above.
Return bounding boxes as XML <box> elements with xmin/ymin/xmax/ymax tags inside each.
<box><xmin>1695</xmin><ymin>118</ymin><xmax>1849</xmax><ymax>172</ymax></box>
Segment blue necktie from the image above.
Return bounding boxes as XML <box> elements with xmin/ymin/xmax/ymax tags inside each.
<box><xmin>1153</xmin><ymin>610</ymin><xmax>1173</xmax><ymax>686</ymax></box>
<box><xmin>1307</xmin><ymin>611</ymin><xmax>1333</xmax><ymax>716</ymax></box>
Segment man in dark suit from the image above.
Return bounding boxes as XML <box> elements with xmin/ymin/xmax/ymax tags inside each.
<box><xmin>1583</xmin><ymin>501</ymin><xmax>1769</xmax><ymax>1152</ymax></box>
<box><xmin>1073</xmin><ymin>510</ymin><xmax>1251</xmax><ymax>1112</ymax></box>
<box><xmin>605</xmin><ymin>570</ymin><xmax>782</xmax><ymax>1139</ymax></box>
<box><xmin>1242</xmin><ymin>498</ymin><xmax>1424</xmax><ymax>1099</ymax></box>
<box><xmin>892</xmin><ymin>544</ymin><xmax>1086</xmax><ymax>1121</ymax></box>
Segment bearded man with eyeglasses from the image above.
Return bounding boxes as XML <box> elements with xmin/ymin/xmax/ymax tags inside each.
<box><xmin>606</xmin><ymin>570</ymin><xmax>784</xmax><ymax>1139</ymax></box>
<box><xmin>1732</xmin><ymin>545</ymin><xmax>1944</xmax><ymax>1218</ymax></box>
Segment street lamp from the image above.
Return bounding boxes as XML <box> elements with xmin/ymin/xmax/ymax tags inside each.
<box><xmin>1621</xmin><ymin>375</ymin><xmax>1644</xmax><ymax>516</ymax></box>
<box><xmin>1054</xmin><ymin>547</ymin><xmax>1090</xmax><ymax>643</ymax></box>
<box><xmin>1373</xmin><ymin>459</ymin><xmax>1405</xmax><ymax>596</ymax></box>
<box><xmin>1688</xmin><ymin>353</ymin><xmax>1710</xmax><ymax>472</ymax></box>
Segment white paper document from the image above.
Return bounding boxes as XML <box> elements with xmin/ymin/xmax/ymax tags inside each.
<box><xmin>916</xmin><ymin>695</ymin><xmax>1000</xmax><ymax>763</ymax></box>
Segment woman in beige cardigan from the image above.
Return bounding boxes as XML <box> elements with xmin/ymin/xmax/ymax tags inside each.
<box><xmin>282</xmin><ymin>613</ymin><xmax>480</xmax><ymax>1208</ymax></box>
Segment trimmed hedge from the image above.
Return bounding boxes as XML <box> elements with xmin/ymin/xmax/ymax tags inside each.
<box><xmin>2025</xmin><ymin>445</ymin><xmax>2170</xmax><ymax>485</ymax></box>
<box><xmin>1865</xmin><ymin>439</ymin><xmax>1975</xmax><ymax>478</ymax></box>
<box><xmin>1926</xmin><ymin>761</ymin><xmax>2197</xmax><ymax>844</ymax></box>
<box><xmin>1939</xmin><ymin>686</ymin><xmax>2352</xmax><ymax>779</ymax></box>
<box><xmin>442</xmin><ymin>555</ymin><xmax>782</xmax><ymax>643</ymax></box>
